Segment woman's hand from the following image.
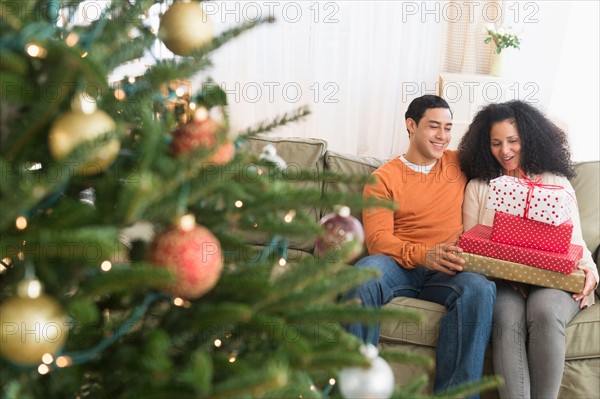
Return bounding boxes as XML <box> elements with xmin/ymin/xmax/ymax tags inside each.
<box><xmin>573</xmin><ymin>264</ymin><xmax>598</xmax><ymax>309</ymax></box>
<box><xmin>424</xmin><ymin>242</ymin><xmax>465</xmax><ymax>275</ymax></box>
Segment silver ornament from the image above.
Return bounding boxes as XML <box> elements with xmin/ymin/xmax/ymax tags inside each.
<box><xmin>338</xmin><ymin>344</ymin><xmax>395</xmax><ymax>399</ymax></box>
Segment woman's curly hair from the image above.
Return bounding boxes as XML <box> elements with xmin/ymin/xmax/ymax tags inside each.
<box><xmin>458</xmin><ymin>100</ymin><xmax>575</xmax><ymax>181</ymax></box>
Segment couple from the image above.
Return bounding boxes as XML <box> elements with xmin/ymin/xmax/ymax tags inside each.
<box><xmin>347</xmin><ymin>95</ymin><xmax>598</xmax><ymax>399</ymax></box>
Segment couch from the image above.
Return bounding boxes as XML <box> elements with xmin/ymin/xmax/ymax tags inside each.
<box><xmin>242</xmin><ymin>136</ymin><xmax>600</xmax><ymax>399</ymax></box>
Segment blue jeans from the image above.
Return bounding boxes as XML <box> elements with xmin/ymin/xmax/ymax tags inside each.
<box><xmin>346</xmin><ymin>254</ymin><xmax>496</xmax><ymax>397</ymax></box>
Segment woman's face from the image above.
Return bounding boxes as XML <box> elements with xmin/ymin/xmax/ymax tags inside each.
<box><xmin>490</xmin><ymin>119</ymin><xmax>521</xmax><ymax>172</ymax></box>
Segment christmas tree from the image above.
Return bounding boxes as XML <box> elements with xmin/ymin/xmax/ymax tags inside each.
<box><xmin>0</xmin><ymin>1</ymin><xmax>499</xmax><ymax>398</ymax></box>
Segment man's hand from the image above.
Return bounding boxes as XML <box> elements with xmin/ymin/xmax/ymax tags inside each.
<box><xmin>424</xmin><ymin>242</ymin><xmax>465</xmax><ymax>275</ymax></box>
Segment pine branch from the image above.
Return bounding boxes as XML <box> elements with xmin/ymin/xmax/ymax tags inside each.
<box><xmin>212</xmin><ymin>362</ymin><xmax>288</xmax><ymax>398</ymax></box>
<box><xmin>78</xmin><ymin>263</ymin><xmax>173</xmax><ymax>298</ymax></box>
<box><xmin>176</xmin><ymin>350</ymin><xmax>213</xmax><ymax>396</ymax></box>
<box><xmin>261</xmin><ymin>267</ymin><xmax>382</xmax><ymax>312</ymax></box>
<box><xmin>188</xmin><ymin>303</ymin><xmax>254</xmax><ymax>326</ymax></box>
<box><xmin>380</xmin><ymin>349</ymin><xmax>433</xmax><ymax>368</ymax></box>
<box><xmin>2</xmin><ymin>64</ymin><xmax>76</xmax><ymax>161</ymax></box>
<box><xmin>390</xmin><ymin>374</ymin><xmax>430</xmax><ymax>399</ymax></box>
<box><xmin>286</xmin><ymin>303</ymin><xmax>422</xmax><ymax>326</ymax></box>
<box><xmin>3</xmin><ymin>42</ymin><xmax>110</xmax><ymax>160</ymax></box>
<box><xmin>305</xmin><ymin>349</ymin><xmax>369</xmax><ymax>370</ymax></box>
<box><xmin>432</xmin><ymin>375</ymin><xmax>504</xmax><ymax>399</ymax></box>
<box><xmin>0</xmin><ymin>48</ymin><xmax>29</xmax><ymax>76</ymax></box>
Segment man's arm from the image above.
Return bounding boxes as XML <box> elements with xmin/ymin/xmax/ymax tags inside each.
<box><xmin>363</xmin><ymin>175</ymin><xmax>464</xmax><ymax>274</ymax></box>
<box><xmin>363</xmin><ymin>172</ymin><xmax>465</xmax><ymax>274</ymax></box>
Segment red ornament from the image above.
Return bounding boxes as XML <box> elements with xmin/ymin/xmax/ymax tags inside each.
<box><xmin>149</xmin><ymin>218</ymin><xmax>223</xmax><ymax>299</ymax></box>
<box><xmin>171</xmin><ymin>117</ymin><xmax>234</xmax><ymax>164</ymax></box>
<box><xmin>314</xmin><ymin>206</ymin><xmax>365</xmax><ymax>263</ymax></box>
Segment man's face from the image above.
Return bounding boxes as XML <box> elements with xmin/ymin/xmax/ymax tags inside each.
<box><xmin>406</xmin><ymin>107</ymin><xmax>452</xmax><ymax>165</ymax></box>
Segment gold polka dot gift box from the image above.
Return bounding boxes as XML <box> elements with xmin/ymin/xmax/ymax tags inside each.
<box><xmin>459</xmin><ymin>252</ymin><xmax>584</xmax><ymax>293</ymax></box>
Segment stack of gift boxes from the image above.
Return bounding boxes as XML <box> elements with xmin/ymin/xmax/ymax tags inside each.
<box><xmin>458</xmin><ymin>175</ymin><xmax>585</xmax><ymax>293</ymax></box>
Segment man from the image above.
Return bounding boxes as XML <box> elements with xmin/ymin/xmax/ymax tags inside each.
<box><xmin>347</xmin><ymin>95</ymin><xmax>496</xmax><ymax>395</ymax></box>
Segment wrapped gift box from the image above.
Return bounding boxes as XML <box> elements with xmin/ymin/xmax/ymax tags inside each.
<box><xmin>459</xmin><ymin>252</ymin><xmax>585</xmax><ymax>293</ymax></box>
<box><xmin>459</xmin><ymin>225</ymin><xmax>582</xmax><ymax>274</ymax></box>
<box><xmin>486</xmin><ymin>175</ymin><xmax>575</xmax><ymax>226</ymax></box>
<box><xmin>491</xmin><ymin>211</ymin><xmax>573</xmax><ymax>254</ymax></box>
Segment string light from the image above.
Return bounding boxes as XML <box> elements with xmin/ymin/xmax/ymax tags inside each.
<box><xmin>0</xmin><ymin>258</ymin><xmax>10</xmax><ymax>273</ymax></box>
<box><xmin>42</xmin><ymin>353</ymin><xmax>54</xmax><ymax>364</ymax></box>
<box><xmin>114</xmin><ymin>88</ymin><xmax>126</xmax><ymax>101</ymax></box>
<box><xmin>173</xmin><ymin>297</ymin><xmax>191</xmax><ymax>308</ymax></box>
<box><xmin>26</xmin><ymin>43</ymin><xmax>47</xmax><ymax>58</ymax></box>
<box><xmin>37</xmin><ymin>364</ymin><xmax>50</xmax><ymax>375</ymax></box>
<box><xmin>329</xmin><ymin>378</ymin><xmax>336</xmax><ymax>385</ymax></box>
<box><xmin>278</xmin><ymin>258</ymin><xmax>287</xmax><ymax>267</ymax></box>
<box><xmin>55</xmin><ymin>356</ymin><xmax>72</xmax><ymax>368</ymax></box>
<box><xmin>28</xmin><ymin>280</ymin><xmax>42</xmax><ymax>298</ymax></box>
<box><xmin>65</xmin><ymin>33</ymin><xmax>79</xmax><ymax>47</ymax></box>
<box><xmin>309</xmin><ymin>385</ymin><xmax>316</xmax><ymax>391</ymax></box>
<box><xmin>100</xmin><ymin>261</ymin><xmax>112</xmax><ymax>272</ymax></box>
<box><xmin>234</xmin><ymin>200</ymin><xmax>243</xmax><ymax>208</ymax></box>
<box><xmin>228</xmin><ymin>355</ymin><xmax>236</xmax><ymax>363</ymax></box>
<box><xmin>16</xmin><ymin>216</ymin><xmax>27</xmax><ymax>230</ymax></box>
<box><xmin>173</xmin><ymin>297</ymin><xmax>184</xmax><ymax>306</ymax></box>
<box><xmin>128</xmin><ymin>77</ymin><xmax>136</xmax><ymax>84</ymax></box>
<box><xmin>214</xmin><ymin>339</ymin><xmax>222</xmax><ymax>347</ymax></box>
<box><xmin>179</xmin><ymin>214</ymin><xmax>196</xmax><ymax>232</ymax></box>
<box><xmin>284</xmin><ymin>210</ymin><xmax>296</xmax><ymax>223</ymax></box>
<box><xmin>193</xmin><ymin>107</ymin><xmax>209</xmax><ymax>122</ymax></box>
<box><xmin>81</xmin><ymin>51</ymin><xmax>88</xmax><ymax>58</ymax></box>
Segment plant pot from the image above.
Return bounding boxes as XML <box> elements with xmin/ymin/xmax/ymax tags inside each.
<box><xmin>490</xmin><ymin>51</ymin><xmax>507</xmax><ymax>77</ymax></box>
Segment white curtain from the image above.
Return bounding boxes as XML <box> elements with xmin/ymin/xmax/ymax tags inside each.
<box><xmin>107</xmin><ymin>1</ymin><xmax>598</xmax><ymax>161</ymax></box>
<box><xmin>547</xmin><ymin>1</ymin><xmax>599</xmax><ymax>162</ymax></box>
<box><xmin>205</xmin><ymin>1</ymin><xmax>444</xmax><ymax>158</ymax></box>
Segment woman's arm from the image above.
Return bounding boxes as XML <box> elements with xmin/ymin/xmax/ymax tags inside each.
<box><xmin>462</xmin><ymin>179</ymin><xmax>487</xmax><ymax>231</ymax></box>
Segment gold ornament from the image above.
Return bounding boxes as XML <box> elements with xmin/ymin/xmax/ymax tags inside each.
<box><xmin>48</xmin><ymin>96</ymin><xmax>119</xmax><ymax>176</ymax></box>
<box><xmin>0</xmin><ymin>279</ymin><xmax>68</xmax><ymax>366</ymax></box>
<box><xmin>159</xmin><ymin>1</ymin><xmax>214</xmax><ymax>56</ymax></box>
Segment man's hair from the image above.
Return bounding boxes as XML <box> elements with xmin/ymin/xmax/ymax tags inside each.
<box><xmin>458</xmin><ymin>100</ymin><xmax>575</xmax><ymax>181</ymax></box>
<box><xmin>404</xmin><ymin>95</ymin><xmax>452</xmax><ymax>127</ymax></box>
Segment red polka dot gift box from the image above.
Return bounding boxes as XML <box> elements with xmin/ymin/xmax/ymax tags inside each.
<box><xmin>485</xmin><ymin>175</ymin><xmax>576</xmax><ymax>226</ymax></box>
<box><xmin>490</xmin><ymin>211</ymin><xmax>574</xmax><ymax>254</ymax></box>
<box><xmin>458</xmin><ymin>224</ymin><xmax>583</xmax><ymax>275</ymax></box>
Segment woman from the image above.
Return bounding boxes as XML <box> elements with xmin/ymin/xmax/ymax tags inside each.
<box><xmin>458</xmin><ymin>100</ymin><xmax>598</xmax><ymax>399</ymax></box>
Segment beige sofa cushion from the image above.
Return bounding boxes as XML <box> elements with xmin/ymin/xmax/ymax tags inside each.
<box><xmin>323</xmin><ymin>151</ymin><xmax>386</xmax><ymax>221</ymax></box>
<box><xmin>239</xmin><ymin>137</ymin><xmax>327</xmax><ymax>252</ymax></box>
<box><xmin>565</xmin><ymin>301</ymin><xmax>600</xmax><ymax>360</ymax></box>
<box><xmin>241</xmin><ymin>136</ymin><xmax>328</xmax><ymax>176</ymax></box>
<box><xmin>380</xmin><ymin>294</ymin><xmax>600</xmax><ymax>359</ymax></box>
<box><xmin>380</xmin><ymin>297</ymin><xmax>445</xmax><ymax>347</ymax></box>
<box><xmin>570</xmin><ymin>161</ymin><xmax>600</xmax><ymax>256</ymax></box>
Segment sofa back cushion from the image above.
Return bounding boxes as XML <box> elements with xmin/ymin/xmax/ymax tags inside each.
<box><xmin>323</xmin><ymin>151</ymin><xmax>386</xmax><ymax>222</ymax></box>
<box><xmin>239</xmin><ymin>136</ymin><xmax>328</xmax><ymax>252</ymax></box>
<box><xmin>570</xmin><ymin>161</ymin><xmax>600</xmax><ymax>258</ymax></box>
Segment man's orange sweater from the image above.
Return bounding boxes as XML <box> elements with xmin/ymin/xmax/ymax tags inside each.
<box><xmin>362</xmin><ymin>150</ymin><xmax>466</xmax><ymax>269</ymax></box>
